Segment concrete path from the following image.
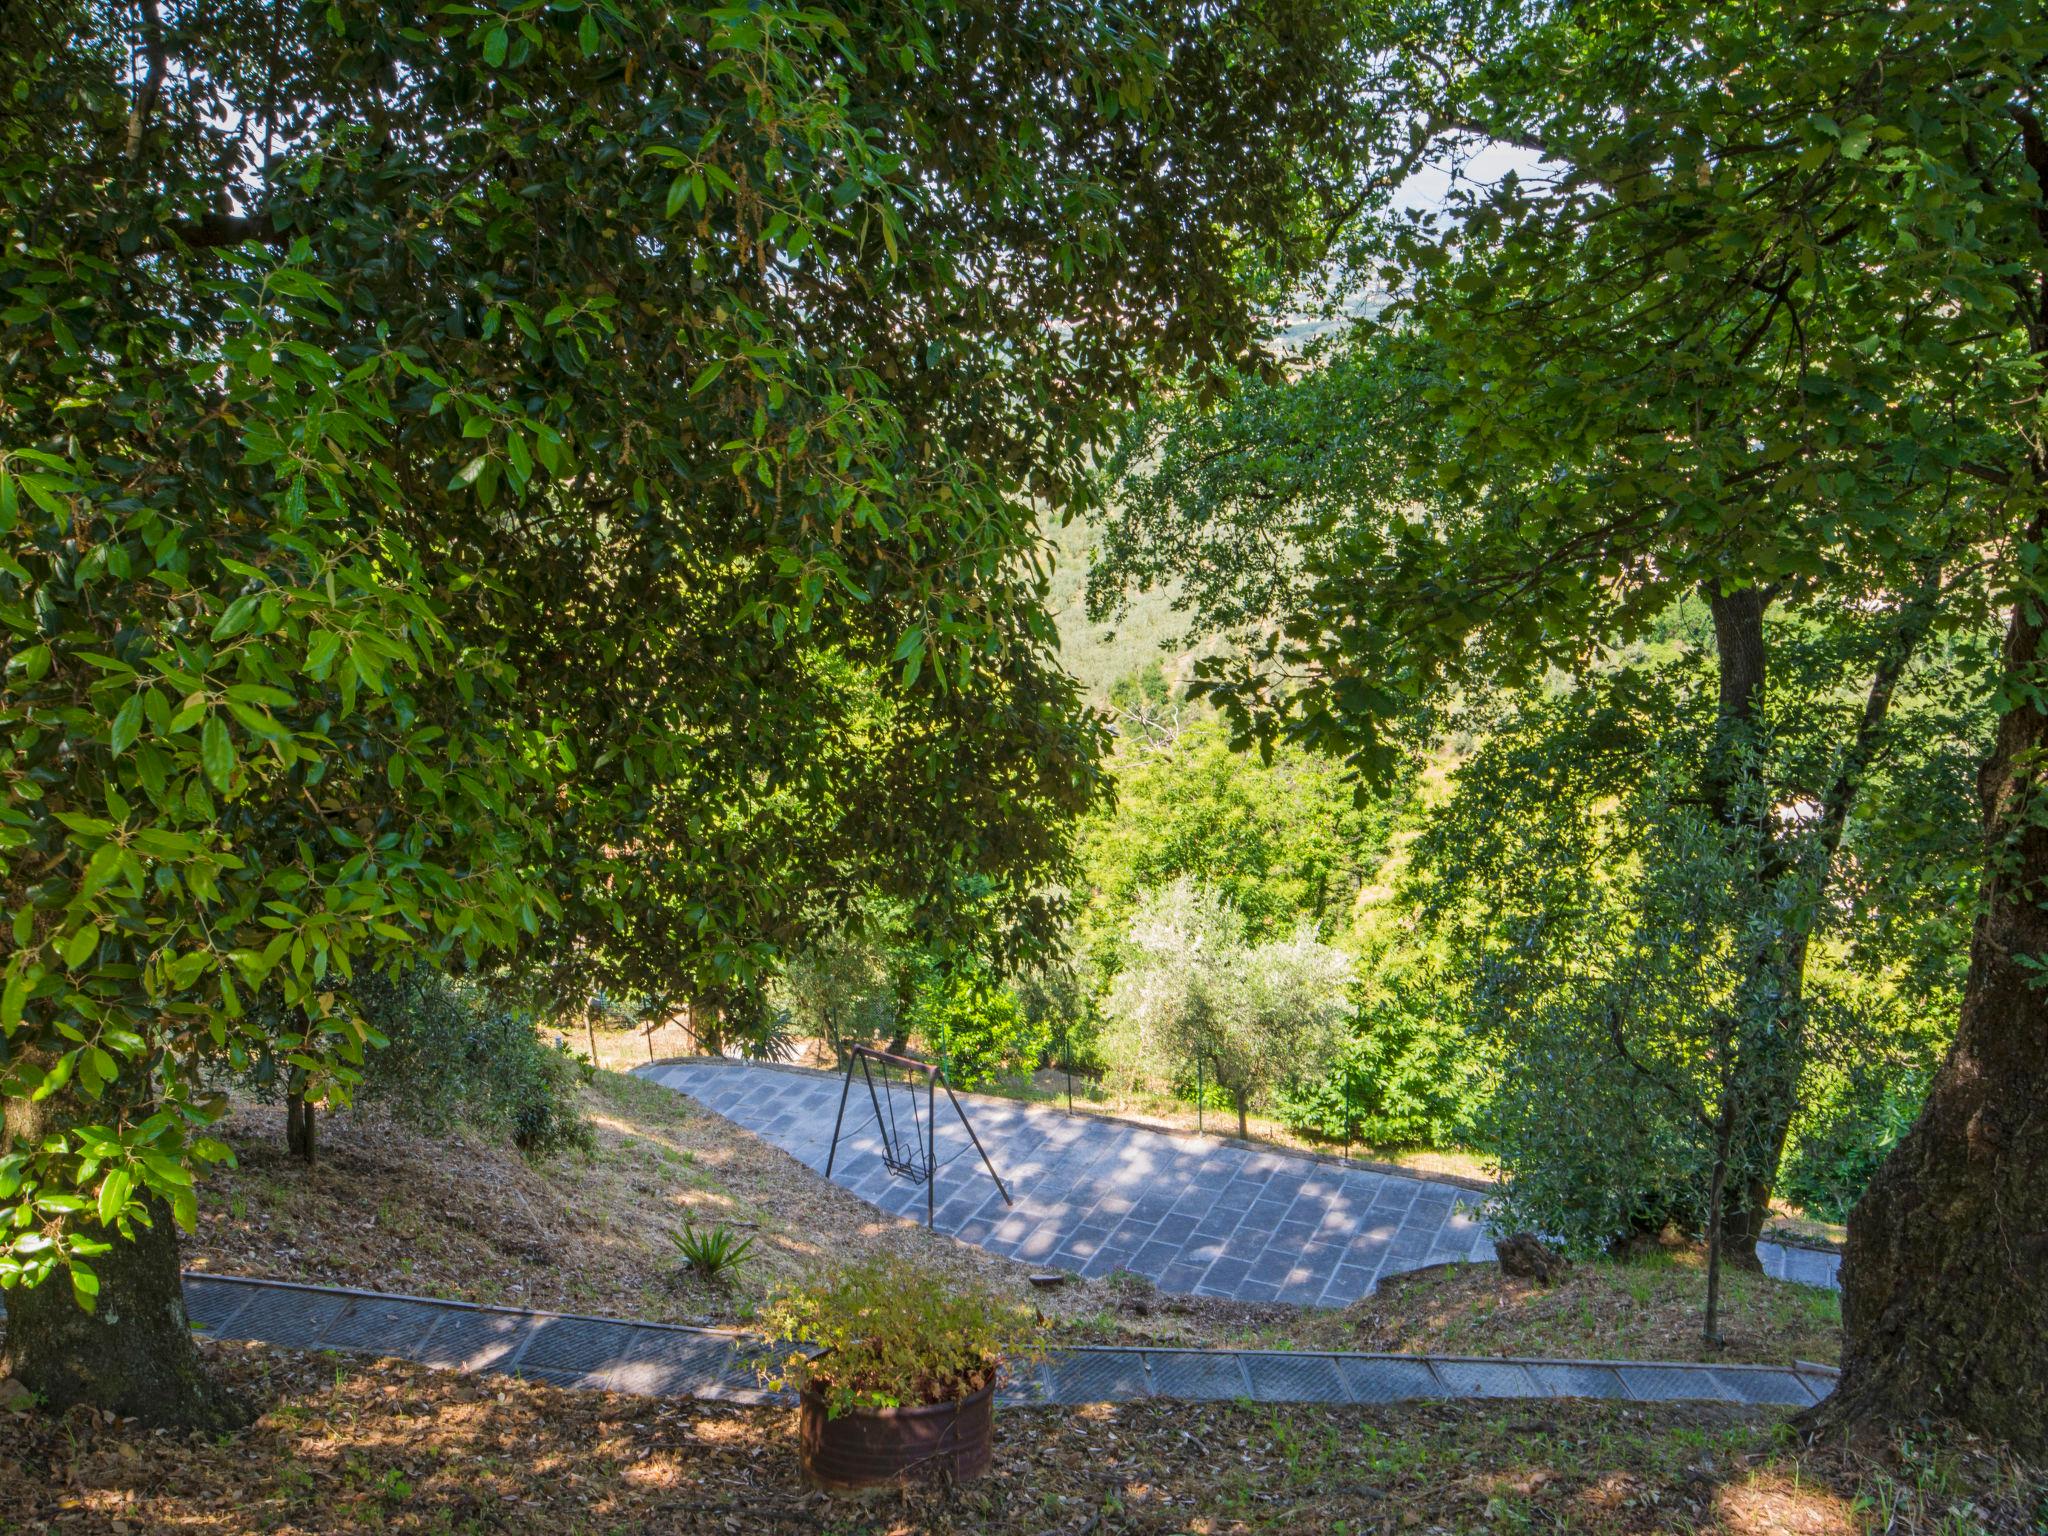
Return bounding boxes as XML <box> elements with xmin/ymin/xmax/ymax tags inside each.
<box><xmin>640</xmin><ymin>1060</ymin><xmax>1842</xmax><ymax>1302</ymax></box>
<box><xmin>155</xmin><ymin>1272</ymin><xmax>1834</xmax><ymax>1409</ymax></box>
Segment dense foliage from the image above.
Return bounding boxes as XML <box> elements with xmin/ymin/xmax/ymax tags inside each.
<box><xmin>1094</xmin><ymin>0</ymin><xmax>2048</xmax><ymax>1435</ymax></box>
<box><xmin>0</xmin><ymin>0</ymin><xmax>1382</xmax><ymax>1425</ymax></box>
<box><xmin>1100</xmin><ymin>876</ymin><xmax>1353</xmax><ymax>1135</ymax></box>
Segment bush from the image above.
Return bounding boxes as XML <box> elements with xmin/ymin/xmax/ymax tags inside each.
<box><xmin>756</xmin><ymin>1258</ymin><xmax>1040</xmax><ymax>1416</ymax></box>
<box><xmin>354</xmin><ymin>970</ymin><xmax>593</xmax><ymax>1156</ymax></box>
<box><xmin>1277</xmin><ymin>991</ymin><xmax>1482</xmax><ymax>1149</ymax></box>
<box><xmin>1780</xmin><ymin>1060</ymin><xmax>1932</xmax><ymax>1222</ymax></box>
<box><xmin>1100</xmin><ymin>878</ymin><xmax>1352</xmax><ymax>1132</ymax></box>
<box><xmin>909</xmin><ymin>967</ymin><xmax>1048</xmax><ymax>1090</ymax></box>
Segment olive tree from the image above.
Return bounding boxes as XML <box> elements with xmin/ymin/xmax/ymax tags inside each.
<box><xmin>1103</xmin><ymin>878</ymin><xmax>1352</xmax><ymax>1137</ymax></box>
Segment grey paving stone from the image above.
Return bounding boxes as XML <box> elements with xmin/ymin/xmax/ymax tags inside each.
<box><xmin>997</xmin><ymin>1359</ymin><xmax>1052</xmax><ymax>1405</ymax></box>
<box><xmin>1432</xmin><ymin>1361</ymin><xmax>1543</xmax><ymax>1398</ymax></box>
<box><xmin>1048</xmin><ymin>1350</ymin><xmax>1150</xmax><ymax>1404</ymax></box>
<box><xmin>1318</xmin><ymin>1265</ymin><xmax>1379</xmax><ymax>1308</ymax></box>
<box><xmin>1147</xmin><ymin>1351</ymin><xmax>1254</xmax><ymax>1401</ymax></box>
<box><xmin>321</xmin><ymin>1297</ymin><xmax>445</xmax><ymax>1355</ymax></box>
<box><xmin>1338</xmin><ymin>1357</ymin><xmax>1453</xmax><ymax>1403</ymax></box>
<box><xmin>1713</xmin><ymin>1368</ymin><xmax>1821</xmax><ymax>1407</ymax></box>
<box><xmin>410</xmin><ymin>1308</ymin><xmax>538</xmax><ymax>1372</ymax></box>
<box><xmin>1195</xmin><ymin>1255</ymin><xmax>1254</xmax><ymax>1297</ymax></box>
<box><xmin>183</xmin><ymin>1278</ymin><xmax>257</xmax><ymax>1332</ymax></box>
<box><xmin>1618</xmin><ymin>1365</ymin><xmax>1740</xmax><ymax>1403</ymax></box>
<box><xmin>604</xmin><ymin>1329</ymin><xmax>735</xmax><ymax>1397</ymax></box>
<box><xmin>1159</xmin><ymin>1260</ymin><xmax>1215</xmax><ymax>1293</ymax></box>
<box><xmin>636</xmin><ymin>1063</ymin><xmax>1852</xmax><ymax>1323</ymax></box>
<box><xmin>1244</xmin><ymin>1353</ymin><xmax>1347</xmax><ymax>1403</ymax></box>
<box><xmin>518</xmin><ymin>1316</ymin><xmax>640</xmax><ymax>1386</ymax></box>
<box><xmin>209</xmin><ymin>1285</ymin><xmax>350</xmax><ymax>1347</ymax></box>
<box><xmin>1528</xmin><ymin>1364</ymin><xmax>1629</xmax><ymax>1400</ymax></box>
<box><xmin>710</xmin><ymin>1342</ymin><xmax>785</xmax><ymax>1403</ymax></box>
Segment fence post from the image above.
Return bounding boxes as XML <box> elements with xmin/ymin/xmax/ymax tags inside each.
<box><xmin>1062</xmin><ymin>1021</ymin><xmax>1073</xmax><ymax>1114</ymax></box>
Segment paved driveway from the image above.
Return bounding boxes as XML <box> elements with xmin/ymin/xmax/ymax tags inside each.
<box><xmin>643</xmin><ymin>1061</ymin><xmax>1495</xmax><ymax>1306</ymax></box>
<box><xmin>639</xmin><ymin>1061</ymin><xmax>1841</xmax><ymax>1304</ymax></box>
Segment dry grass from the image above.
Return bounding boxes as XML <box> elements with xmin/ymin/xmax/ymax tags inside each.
<box><xmin>1</xmin><ymin>1338</ymin><xmax>2039</xmax><ymax>1535</ymax></box>
<box><xmin>189</xmin><ymin>1067</ymin><xmax>1121</xmax><ymax>1333</ymax></box>
<box><xmin>1343</xmin><ymin>1245</ymin><xmax>1843</xmax><ymax>1365</ymax></box>
<box><xmin>1049</xmin><ymin>1246</ymin><xmax>1840</xmax><ymax>1367</ymax></box>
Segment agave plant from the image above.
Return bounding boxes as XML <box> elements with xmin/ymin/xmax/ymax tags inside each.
<box><xmin>670</xmin><ymin>1221</ymin><xmax>756</xmax><ymax>1283</ymax></box>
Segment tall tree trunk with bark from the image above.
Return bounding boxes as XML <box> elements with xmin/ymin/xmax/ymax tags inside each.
<box><xmin>1704</xmin><ymin>571</ymin><xmax>1941</xmax><ymax>1265</ymax></box>
<box><xmin>0</xmin><ymin>1064</ymin><xmax>247</xmax><ymax>1432</ymax></box>
<box><xmin>1816</xmin><ymin>589</ymin><xmax>2048</xmax><ymax>1452</ymax></box>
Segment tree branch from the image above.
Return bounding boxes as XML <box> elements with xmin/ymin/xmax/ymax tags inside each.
<box><xmin>126</xmin><ymin>0</ymin><xmax>168</xmax><ymax>161</ymax></box>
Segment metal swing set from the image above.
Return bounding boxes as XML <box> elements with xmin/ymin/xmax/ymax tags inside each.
<box><xmin>823</xmin><ymin>1045</ymin><xmax>1012</xmax><ymax>1227</ymax></box>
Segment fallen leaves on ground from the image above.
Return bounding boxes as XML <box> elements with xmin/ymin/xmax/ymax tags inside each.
<box><xmin>1</xmin><ymin>1341</ymin><xmax>2039</xmax><ymax>1535</ymax></box>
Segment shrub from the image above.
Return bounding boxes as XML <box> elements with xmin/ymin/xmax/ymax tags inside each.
<box><xmin>757</xmin><ymin>1258</ymin><xmax>1041</xmax><ymax>1417</ymax></box>
<box><xmin>1780</xmin><ymin>1060</ymin><xmax>1933</xmax><ymax>1222</ymax></box>
<box><xmin>1276</xmin><ymin>990</ymin><xmax>1483</xmax><ymax>1149</ymax></box>
<box><xmin>909</xmin><ymin>967</ymin><xmax>1048</xmax><ymax>1090</ymax></box>
<box><xmin>354</xmin><ymin>970</ymin><xmax>593</xmax><ymax>1156</ymax></box>
<box><xmin>1101</xmin><ymin>878</ymin><xmax>1352</xmax><ymax>1134</ymax></box>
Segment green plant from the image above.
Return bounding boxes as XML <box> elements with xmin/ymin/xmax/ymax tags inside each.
<box><xmin>247</xmin><ymin>969</ymin><xmax>594</xmax><ymax>1159</ymax></box>
<box><xmin>910</xmin><ymin>966</ymin><xmax>1048</xmax><ymax>1091</ymax></box>
<box><xmin>668</xmin><ymin>1221</ymin><xmax>756</xmax><ymax>1284</ymax></box>
<box><xmin>757</xmin><ymin>1257</ymin><xmax>1040</xmax><ymax>1418</ymax></box>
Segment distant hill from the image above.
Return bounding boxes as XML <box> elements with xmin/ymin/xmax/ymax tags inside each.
<box><xmin>1043</xmin><ymin>514</ymin><xmax>1198</xmax><ymax>706</ymax></box>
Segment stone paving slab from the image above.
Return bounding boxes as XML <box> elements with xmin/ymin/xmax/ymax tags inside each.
<box><xmin>641</xmin><ymin>1060</ymin><xmax>1497</xmax><ymax>1307</ymax></box>
<box><xmin>638</xmin><ymin>1059</ymin><xmax>1839</xmax><ymax>1304</ymax></box>
<box><xmin>12</xmin><ymin>1273</ymin><xmax>1828</xmax><ymax>1411</ymax></box>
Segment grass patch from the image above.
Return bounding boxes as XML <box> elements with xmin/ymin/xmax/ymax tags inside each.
<box><xmin>191</xmin><ymin>1066</ymin><xmax>1118</xmax><ymax>1334</ymax></box>
<box><xmin>1343</xmin><ymin>1245</ymin><xmax>1843</xmax><ymax>1366</ymax></box>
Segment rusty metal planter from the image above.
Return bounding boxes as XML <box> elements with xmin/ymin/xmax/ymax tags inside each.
<box><xmin>798</xmin><ymin>1379</ymin><xmax>996</xmax><ymax>1490</ymax></box>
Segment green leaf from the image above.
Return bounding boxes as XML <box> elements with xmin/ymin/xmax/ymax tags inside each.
<box><xmin>71</xmin><ymin>1261</ymin><xmax>100</xmax><ymax>1311</ymax></box>
<box><xmin>97</xmin><ymin>1168</ymin><xmax>132</xmax><ymax>1227</ymax></box>
<box><xmin>482</xmin><ymin>25</ymin><xmax>508</xmax><ymax>66</ymax></box>
<box><xmin>1</xmin><ymin>971</ymin><xmax>31</xmax><ymax>1028</ymax></box>
<box><xmin>109</xmin><ymin>692</ymin><xmax>144</xmax><ymax>754</ymax></box>
<box><xmin>61</xmin><ymin>926</ymin><xmax>98</xmax><ymax>968</ymax></box>
<box><xmin>201</xmin><ymin>716</ymin><xmax>234</xmax><ymax>790</ymax></box>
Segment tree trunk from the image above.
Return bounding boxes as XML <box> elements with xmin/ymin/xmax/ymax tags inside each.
<box><xmin>1720</xmin><ymin>568</ymin><xmax>1941</xmax><ymax>1258</ymax></box>
<box><xmin>285</xmin><ymin>1088</ymin><xmax>317</xmax><ymax>1165</ymax></box>
<box><xmin>886</xmin><ymin>969</ymin><xmax>916</xmax><ymax>1057</ymax></box>
<box><xmin>1814</xmin><ymin>590</ymin><xmax>2048</xmax><ymax>1452</ymax></box>
<box><xmin>1235</xmin><ymin>1088</ymin><xmax>1249</xmax><ymax>1141</ymax></box>
<box><xmin>1709</xmin><ymin>571</ymin><xmax>1939</xmax><ymax>1264</ymax></box>
<box><xmin>2</xmin><ymin>1070</ymin><xmax>248</xmax><ymax>1432</ymax></box>
<box><xmin>0</xmin><ymin>1194</ymin><xmax>248</xmax><ymax>1432</ymax></box>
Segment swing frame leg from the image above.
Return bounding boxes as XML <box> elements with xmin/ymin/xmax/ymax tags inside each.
<box><xmin>941</xmin><ymin>1078</ymin><xmax>1013</xmax><ymax>1207</ymax></box>
<box><xmin>824</xmin><ymin>1051</ymin><xmax>859</xmax><ymax>1180</ymax></box>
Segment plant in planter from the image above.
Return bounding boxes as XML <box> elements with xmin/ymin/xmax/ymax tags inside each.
<box><xmin>757</xmin><ymin>1258</ymin><xmax>1040</xmax><ymax>1489</ymax></box>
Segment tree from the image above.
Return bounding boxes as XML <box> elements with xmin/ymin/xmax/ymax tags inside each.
<box><xmin>1102</xmin><ymin>878</ymin><xmax>1352</xmax><ymax>1136</ymax></box>
<box><xmin>1100</xmin><ymin>0</ymin><xmax>2048</xmax><ymax>1445</ymax></box>
<box><xmin>1076</xmin><ymin>715</ymin><xmax>1407</xmax><ymax>976</ymax></box>
<box><xmin>0</xmin><ymin>0</ymin><xmax>1380</xmax><ymax>1427</ymax></box>
<box><xmin>1408</xmin><ymin>606</ymin><xmax>1992</xmax><ymax>1271</ymax></box>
